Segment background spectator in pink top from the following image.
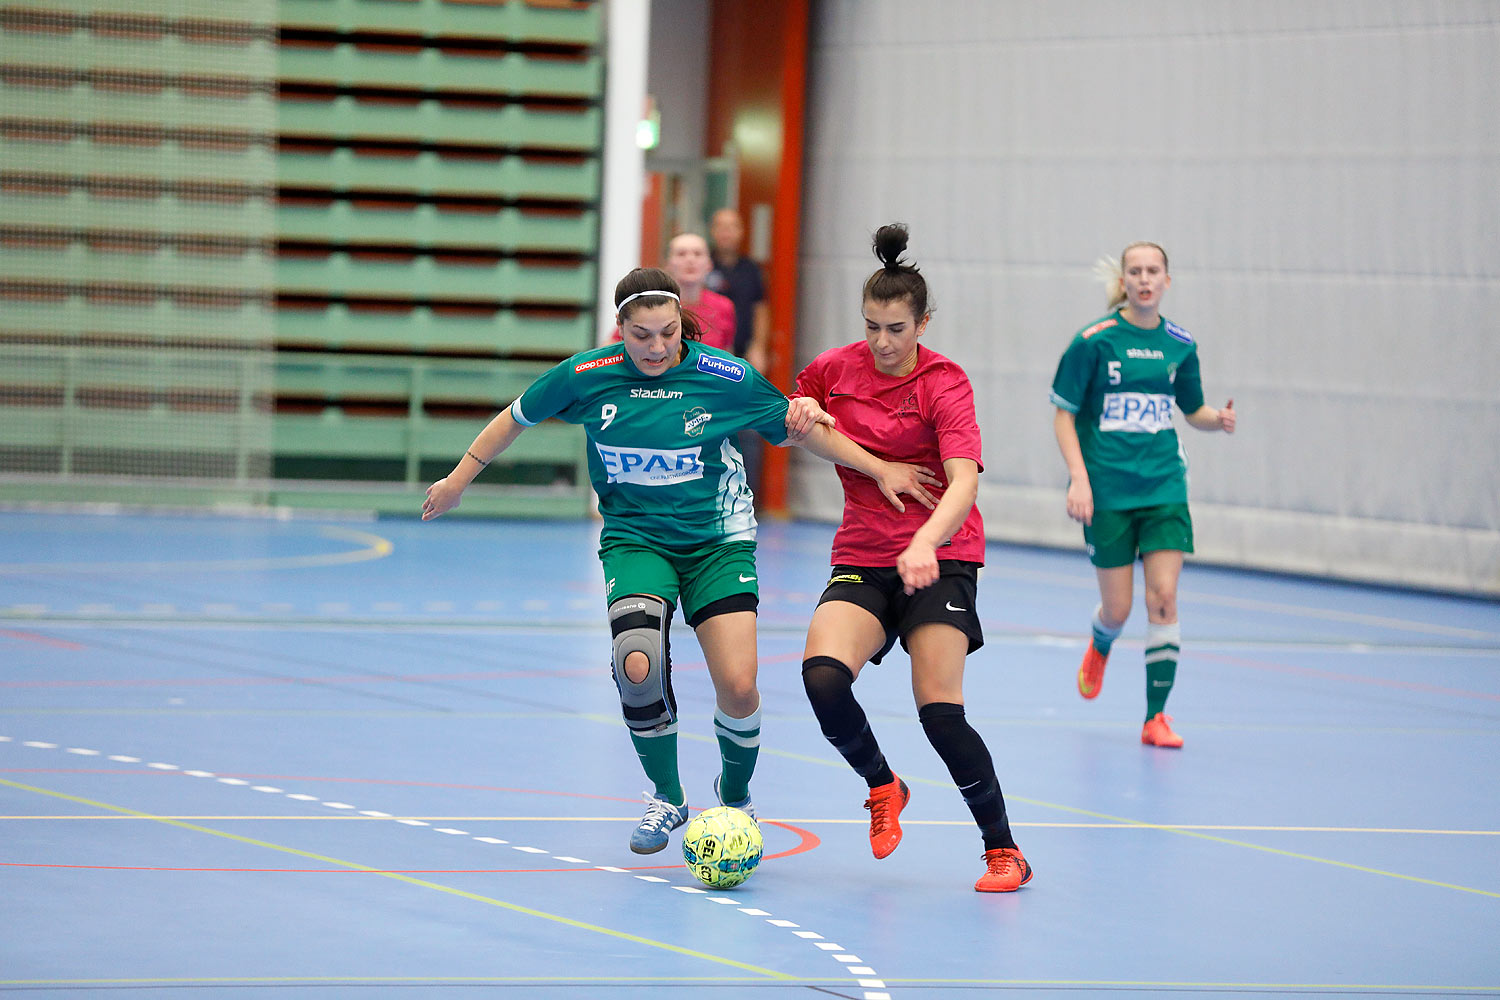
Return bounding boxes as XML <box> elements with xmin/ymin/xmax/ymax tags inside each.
<box><xmin>665</xmin><ymin>232</ymin><xmax>736</xmax><ymax>353</ymax></box>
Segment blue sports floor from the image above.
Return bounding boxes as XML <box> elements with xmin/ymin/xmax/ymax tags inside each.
<box><xmin>1</xmin><ymin>509</ymin><xmax>1497</xmax><ymax>998</ymax></box>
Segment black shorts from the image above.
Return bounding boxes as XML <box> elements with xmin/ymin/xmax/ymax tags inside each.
<box><xmin>815</xmin><ymin>561</ymin><xmax>984</xmax><ymax>664</ymax></box>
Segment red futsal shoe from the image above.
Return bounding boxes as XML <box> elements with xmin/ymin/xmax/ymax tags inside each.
<box><xmin>975</xmin><ymin>846</ymin><xmax>1033</xmax><ymax>892</ymax></box>
<box><xmin>864</xmin><ymin>776</ymin><xmax>910</xmax><ymax>859</ymax></box>
<box><xmin>1077</xmin><ymin>640</ymin><xmax>1109</xmax><ymax>699</ymax></box>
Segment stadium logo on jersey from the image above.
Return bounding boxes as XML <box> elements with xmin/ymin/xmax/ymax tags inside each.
<box><xmin>1164</xmin><ymin>320</ymin><xmax>1193</xmax><ymax>344</ymax></box>
<box><xmin>1099</xmin><ymin>392</ymin><xmax>1175</xmax><ymax>434</ymax></box>
<box><xmin>575</xmin><ymin>354</ymin><xmax>625</xmax><ymax>373</ymax></box>
<box><xmin>630</xmin><ymin>387</ymin><xmax>685</xmax><ymax>400</ymax></box>
<box><xmin>1125</xmin><ymin>348</ymin><xmax>1164</xmax><ymax>360</ymax></box>
<box><xmin>683</xmin><ymin>406</ymin><xmax>712</xmax><ymax>437</ymax></box>
<box><xmin>1081</xmin><ymin>318</ymin><xmax>1118</xmax><ymax>339</ymax></box>
<box><xmin>595</xmin><ymin>443</ymin><xmax>704</xmax><ymax>486</ymax></box>
<box><xmin>697</xmin><ymin>354</ymin><xmax>745</xmax><ymax>382</ymax></box>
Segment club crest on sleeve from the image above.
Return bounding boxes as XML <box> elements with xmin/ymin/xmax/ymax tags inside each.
<box><xmin>697</xmin><ymin>354</ymin><xmax>745</xmax><ymax>381</ymax></box>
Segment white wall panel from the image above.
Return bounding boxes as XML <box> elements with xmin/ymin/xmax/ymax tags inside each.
<box><xmin>794</xmin><ymin>1</ymin><xmax>1500</xmax><ymax>593</ymax></box>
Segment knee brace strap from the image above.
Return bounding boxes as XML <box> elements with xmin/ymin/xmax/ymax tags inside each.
<box><xmin>610</xmin><ymin>594</ymin><xmax>675</xmax><ymax>733</ymax></box>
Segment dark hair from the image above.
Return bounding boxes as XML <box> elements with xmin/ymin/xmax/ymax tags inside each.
<box><xmin>614</xmin><ymin>267</ymin><xmax>702</xmax><ymax>341</ymax></box>
<box><xmin>861</xmin><ymin>223</ymin><xmax>931</xmax><ymax>320</ymax></box>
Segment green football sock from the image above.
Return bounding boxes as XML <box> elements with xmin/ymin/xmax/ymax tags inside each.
<box><xmin>714</xmin><ymin>704</ymin><xmax>762</xmax><ymax>804</ymax></box>
<box><xmin>1091</xmin><ymin>604</ymin><xmax>1124</xmax><ymax>656</ymax></box>
<box><xmin>1145</xmin><ymin>621</ymin><xmax>1181</xmax><ymax>720</ymax></box>
<box><xmin>629</xmin><ymin>727</ymin><xmax>684</xmax><ymax>806</ymax></box>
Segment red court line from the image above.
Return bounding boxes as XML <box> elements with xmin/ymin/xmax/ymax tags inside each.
<box><xmin>1197</xmin><ymin>650</ymin><xmax>1500</xmax><ymax>702</ymax></box>
<box><xmin>763</xmin><ymin>819</ymin><xmax>820</xmax><ymax>860</ymax></box>
<box><xmin>0</xmin><ymin>819</ymin><xmax>818</xmax><ymax>872</ymax></box>
<box><xmin>0</xmin><ymin>863</ymin><xmax>676</xmax><ymax>874</ymax></box>
<box><xmin>0</xmin><ymin>629</ymin><xmax>86</xmax><ymax>650</ymax></box>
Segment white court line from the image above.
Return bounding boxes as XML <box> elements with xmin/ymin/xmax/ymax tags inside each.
<box><xmin>2</xmin><ymin>734</ymin><xmax>895</xmax><ymax>995</ymax></box>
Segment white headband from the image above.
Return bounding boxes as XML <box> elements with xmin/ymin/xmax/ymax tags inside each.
<box><xmin>616</xmin><ymin>289</ymin><xmax>680</xmax><ymax>311</ymax></box>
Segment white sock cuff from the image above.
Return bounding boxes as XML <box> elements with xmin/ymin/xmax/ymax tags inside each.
<box><xmin>714</xmin><ymin>704</ymin><xmax>762</xmax><ymax>729</ymax></box>
<box><xmin>714</xmin><ymin>705</ymin><xmax>762</xmax><ymax>747</ymax></box>
<box><xmin>1146</xmin><ymin>621</ymin><xmax>1181</xmax><ymax>648</ymax></box>
<box><xmin>1091</xmin><ymin>604</ymin><xmax>1125</xmax><ymax>638</ymax></box>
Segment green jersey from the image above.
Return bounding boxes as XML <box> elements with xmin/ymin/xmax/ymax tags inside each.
<box><xmin>511</xmin><ymin>340</ymin><xmax>790</xmax><ymax>548</ymax></box>
<box><xmin>1050</xmin><ymin>311</ymin><xmax>1206</xmax><ymax>510</ymax></box>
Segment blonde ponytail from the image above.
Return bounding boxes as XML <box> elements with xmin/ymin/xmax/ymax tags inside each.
<box><xmin>1093</xmin><ymin>256</ymin><xmax>1125</xmax><ymax>311</ymax></box>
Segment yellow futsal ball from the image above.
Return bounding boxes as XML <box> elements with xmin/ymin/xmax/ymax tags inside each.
<box><xmin>681</xmin><ymin>806</ymin><xmax>763</xmax><ymax>888</ymax></box>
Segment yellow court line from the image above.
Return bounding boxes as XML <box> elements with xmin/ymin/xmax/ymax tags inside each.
<box><xmin>0</xmin><ymin>778</ymin><xmax>792</xmax><ymax>981</ymax></box>
<box><xmin>1004</xmin><ymin>792</ymin><xmax>1500</xmax><ymax>898</ymax></box>
<box><xmin>750</xmin><ymin>743</ymin><xmax>1500</xmax><ymax>897</ymax></box>
<box><xmin>0</xmin><ymin>526</ymin><xmax>393</xmax><ymax>575</ymax></box>
<box><xmin>1</xmin><ymin>977</ymin><xmax>1494</xmax><ymax>992</ymax></box>
<box><xmin>3</xmin><ymin>814</ymin><xmax>1497</xmax><ymax>836</ymax></box>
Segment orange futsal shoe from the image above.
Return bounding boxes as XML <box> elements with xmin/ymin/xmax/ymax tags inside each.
<box><xmin>864</xmin><ymin>776</ymin><xmax>910</xmax><ymax>859</ymax></box>
<box><xmin>1077</xmin><ymin>641</ymin><xmax>1108</xmax><ymax>699</ymax></box>
<box><xmin>1141</xmin><ymin>712</ymin><xmax>1184</xmax><ymax>748</ymax></box>
<box><xmin>975</xmin><ymin>847</ymin><xmax>1033</xmax><ymax>892</ymax></box>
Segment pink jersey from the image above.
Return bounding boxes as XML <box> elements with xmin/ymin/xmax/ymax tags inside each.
<box><xmin>793</xmin><ymin>342</ymin><xmax>985</xmax><ymax>566</ymax></box>
<box><xmin>607</xmin><ymin>287</ymin><xmax>736</xmax><ymax>354</ymax></box>
<box><xmin>687</xmin><ymin>288</ymin><xmax>736</xmax><ymax>353</ymax></box>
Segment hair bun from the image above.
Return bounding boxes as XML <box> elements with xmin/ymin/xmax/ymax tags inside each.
<box><xmin>872</xmin><ymin>223</ymin><xmax>911</xmax><ymax>271</ymax></box>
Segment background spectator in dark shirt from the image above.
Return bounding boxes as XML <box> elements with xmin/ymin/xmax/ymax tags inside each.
<box><xmin>707</xmin><ymin>208</ymin><xmax>770</xmax><ymax>373</ymax></box>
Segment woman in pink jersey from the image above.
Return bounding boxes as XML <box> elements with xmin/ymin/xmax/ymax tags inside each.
<box><xmin>786</xmin><ymin>223</ymin><xmax>1031</xmax><ymax>893</ymax></box>
<box><xmin>608</xmin><ymin>233</ymin><xmax>736</xmax><ymax>353</ymax></box>
<box><xmin>665</xmin><ymin>232</ymin><xmax>736</xmax><ymax>353</ymax></box>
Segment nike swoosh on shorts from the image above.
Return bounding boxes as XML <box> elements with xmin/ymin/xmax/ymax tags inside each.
<box><xmin>739</xmin><ymin>574</ymin><xmax>756</xmax><ymax>583</ymax></box>
<box><xmin>946</xmin><ymin>601</ymin><xmax>967</xmax><ymax>612</ymax></box>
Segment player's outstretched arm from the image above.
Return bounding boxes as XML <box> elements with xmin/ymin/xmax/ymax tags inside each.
<box><xmin>422</xmin><ymin>408</ymin><xmax>527</xmax><ymax>520</ymax></box>
<box><xmin>1185</xmin><ymin>398</ymin><xmax>1235</xmax><ymax>434</ymax></box>
<box><xmin>787</xmin><ymin>422</ymin><xmax>939</xmax><ymax>512</ymax></box>
<box><xmin>783</xmin><ymin>395</ymin><xmax>832</xmax><ymax>441</ymax></box>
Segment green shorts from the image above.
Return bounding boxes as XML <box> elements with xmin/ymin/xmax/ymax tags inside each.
<box><xmin>599</xmin><ymin>537</ymin><xmax>759</xmax><ymax>627</ymax></box>
<box><xmin>1084</xmin><ymin>503</ymin><xmax>1194</xmax><ymax>569</ymax></box>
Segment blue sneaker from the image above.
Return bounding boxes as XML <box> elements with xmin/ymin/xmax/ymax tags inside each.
<box><xmin>713</xmin><ymin>774</ymin><xmax>757</xmax><ymax>824</ymax></box>
<box><xmin>629</xmin><ymin>793</ymin><xmax>687</xmax><ymax>854</ymax></box>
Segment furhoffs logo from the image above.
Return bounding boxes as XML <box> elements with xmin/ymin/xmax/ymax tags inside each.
<box><xmin>696</xmin><ymin>354</ymin><xmax>745</xmax><ymax>381</ymax></box>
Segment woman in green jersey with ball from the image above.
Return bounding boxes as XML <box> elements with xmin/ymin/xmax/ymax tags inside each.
<box><xmin>424</xmin><ymin>266</ymin><xmax>937</xmax><ymax>853</ymax></box>
<box><xmin>1050</xmin><ymin>242</ymin><xmax>1235</xmax><ymax>748</ymax></box>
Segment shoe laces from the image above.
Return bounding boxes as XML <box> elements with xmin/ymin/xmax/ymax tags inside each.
<box><xmin>864</xmin><ymin>785</ymin><xmax>898</xmax><ymax>833</ymax></box>
<box><xmin>639</xmin><ymin>794</ymin><xmax>681</xmax><ymax>832</ymax></box>
<box><xmin>984</xmin><ymin>848</ymin><xmax>1020</xmax><ymax>876</ymax></box>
